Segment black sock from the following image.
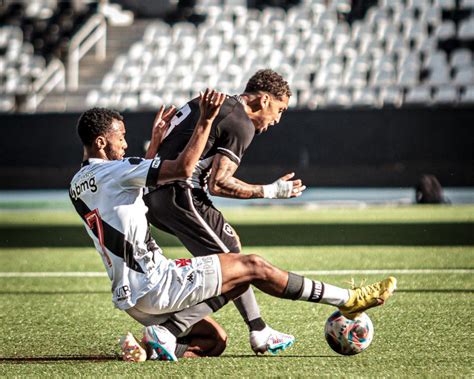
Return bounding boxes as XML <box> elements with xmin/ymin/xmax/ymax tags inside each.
<box><xmin>282</xmin><ymin>272</ymin><xmax>305</xmax><ymax>300</ymax></box>
<box><xmin>282</xmin><ymin>272</ymin><xmax>326</xmax><ymax>303</ymax></box>
<box><xmin>248</xmin><ymin>317</ymin><xmax>266</xmax><ymax>332</ymax></box>
<box><xmin>175</xmin><ymin>337</ymin><xmax>190</xmax><ymax>358</ymax></box>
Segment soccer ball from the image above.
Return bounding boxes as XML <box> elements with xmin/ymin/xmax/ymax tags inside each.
<box><xmin>324</xmin><ymin>310</ymin><xmax>374</xmax><ymax>355</ymax></box>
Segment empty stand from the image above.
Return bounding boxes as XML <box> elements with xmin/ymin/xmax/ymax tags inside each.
<box><xmin>85</xmin><ymin>0</ymin><xmax>473</xmax><ymax>111</ymax></box>
<box><xmin>1</xmin><ymin>0</ymin><xmax>473</xmax><ymax>112</ymax></box>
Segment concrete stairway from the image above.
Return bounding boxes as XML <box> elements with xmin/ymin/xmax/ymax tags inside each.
<box><xmin>38</xmin><ymin>19</ymin><xmax>150</xmax><ymax>112</ymax></box>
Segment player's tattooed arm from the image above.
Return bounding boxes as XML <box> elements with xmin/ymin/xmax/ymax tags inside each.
<box><xmin>208</xmin><ymin>154</ymin><xmax>265</xmax><ymax>198</ymax></box>
<box><xmin>209</xmin><ymin>154</ymin><xmax>306</xmax><ymax>199</ymax></box>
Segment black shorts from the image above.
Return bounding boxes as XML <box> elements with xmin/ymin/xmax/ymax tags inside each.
<box><xmin>144</xmin><ymin>185</ymin><xmax>241</xmax><ymax>256</ymax></box>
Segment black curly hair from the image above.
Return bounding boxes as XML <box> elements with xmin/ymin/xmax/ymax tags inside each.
<box><xmin>77</xmin><ymin>108</ymin><xmax>123</xmax><ymax>147</ymax></box>
<box><xmin>244</xmin><ymin>69</ymin><xmax>292</xmax><ymax>99</ymax></box>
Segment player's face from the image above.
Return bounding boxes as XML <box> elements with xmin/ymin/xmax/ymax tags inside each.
<box><xmin>254</xmin><ymin>94</ymin><xmax>289</xmax><ymax>135</ymax></box>
<box><xmin>104</xmin><ymin>119</ymin><xmax>128</xmax><ymax>160</ymax></box>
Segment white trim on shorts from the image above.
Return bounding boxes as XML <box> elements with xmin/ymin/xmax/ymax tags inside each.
<box><xmin>185</xmin><ymin>188</ymin><xmax>230</xmax><ymax>253</ymax></box>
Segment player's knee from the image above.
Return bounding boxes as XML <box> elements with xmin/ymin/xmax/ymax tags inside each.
<box><xmin>245</xmin><ymin>254</ymin><xmax>271</xmax><ymax>280</ymax></box>
<box><xmin>209</xmin><ymin>330</ymin><xmax>228</xmax><ymax>357</ymax></box>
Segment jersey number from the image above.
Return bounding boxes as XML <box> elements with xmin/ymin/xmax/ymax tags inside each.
<box><xmin>85</xmin><ymin>209</ymin><xmax>112</xmax><ymax>267</ymax></box>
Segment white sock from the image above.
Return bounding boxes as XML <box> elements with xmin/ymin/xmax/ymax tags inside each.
<box><xmin>299</xmin><ymin>278</ymin><xmax>350</xmax><ymax>306</ymax></box>
<box><xmin>319</xmin><ymin>283</ymin><xmax>350</xmax><ymax>306</ymax></box>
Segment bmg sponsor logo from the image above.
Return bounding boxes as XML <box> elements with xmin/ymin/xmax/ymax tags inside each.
<box><xmin>70</xmin><ymin>176</ymin><xmax>97</xmax><ymax>200</ymax></box>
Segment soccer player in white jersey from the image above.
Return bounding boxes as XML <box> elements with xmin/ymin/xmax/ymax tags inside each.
<box><xmin>70</xmin><ymin>89</ymin><xmax>397</xmax><ymax>362</ymax></box>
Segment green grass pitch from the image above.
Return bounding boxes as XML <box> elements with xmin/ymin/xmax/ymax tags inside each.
<box><xmin>0</xmin><ymin>205</ymin><xmax>473</xmax><ymax>376</ymax></box>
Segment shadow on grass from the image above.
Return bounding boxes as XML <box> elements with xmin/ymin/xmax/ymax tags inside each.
<box><xmin>0</xmin><ymin>354</ymin><xmax>338</xmax><ymax>363</ymax></box>
<box><xmin>0</xmin><ymin>355</ymin><xmax>119</xmax><ymax>363</ymax></box>
<box><xmin>0</xmin><ymin>291</ymin><xmax>110</xmax><ymax>295</ymax></box>
<box><xmin>1</xmin><ymin>223</ymin><xmax>473</xmax><ymax>247</ymax></box>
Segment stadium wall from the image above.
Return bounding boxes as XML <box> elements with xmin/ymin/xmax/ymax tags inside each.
<box><xmin>0</xmin><ymin>107</ymin><xmax>472</xmax><ymax>189</ymax></box>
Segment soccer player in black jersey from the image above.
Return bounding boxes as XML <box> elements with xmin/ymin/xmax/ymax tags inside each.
<box><xmin>144</xmin><ymin>69</ymin><xmax>306</xmax><ymax>354</ymax></box>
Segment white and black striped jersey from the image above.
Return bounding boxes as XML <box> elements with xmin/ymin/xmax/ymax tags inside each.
<box><xmin>157</xmin><ymin>95</ymin><xmax>255</xmax><ymax>190</ymax></box>
<box><xmin>69</xmin><ymin>156</ymin><xmax>167</xmax><ymax>310</ymax></box>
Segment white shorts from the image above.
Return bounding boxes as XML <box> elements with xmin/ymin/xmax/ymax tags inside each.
<box><xmin>134</xmin><ymin>255</ymin><xmax>222</xmax><ymax>315</ymax></box>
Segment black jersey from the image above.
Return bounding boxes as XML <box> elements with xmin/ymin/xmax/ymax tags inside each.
<box><xmin>157</xmin><ymin>95</ymin><xmax>255</xmax><ymax>189</ymax></box>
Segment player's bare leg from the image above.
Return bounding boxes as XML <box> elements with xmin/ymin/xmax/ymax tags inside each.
<box><xmin>217</xmin><ymin>253</ymin><xmax>396</xmax><ymax>318</ymax></box>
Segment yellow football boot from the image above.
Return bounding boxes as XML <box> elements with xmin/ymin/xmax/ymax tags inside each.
<box><xmin>339</xmin><ymin>277</ymin><xmax>397</xmax><ymax>319</ymax></box>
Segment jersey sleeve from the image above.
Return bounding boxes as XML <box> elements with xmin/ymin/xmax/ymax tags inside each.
<box><xmin>112</xmin><ymin>157</ymin><xmax>162</xmax><ymax>189</ymax></box>
<box><xmin>215</xmin><ymin>115</ymin><xmax>254</xmax><ymax>165</ymax></box>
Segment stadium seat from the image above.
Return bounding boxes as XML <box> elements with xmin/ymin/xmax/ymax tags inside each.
<box><xmin>420</xmin><ymin>7</ymin><xmax>441</xmax><ymax>26</ymax></box>
<box><xmin>120</xmin><ymin>93</ymin><xmax>138</xmax><ymax>110</ymax></box>
<box><xmin>460</xmin><ymin>0</ymin><xmax>474</xmax><ymax>8</ymax></box>
<box><xmin>433</xmin><ymin>0</ymin><xmax>456</xmax><ymax>10</ymax></box>
<box><xmin>143</xmin><ymin>22</ymin><xmax>171</xmax><ymax>45</ymax></box>
<box><xmin>460</xmin><ymin>85</ymin><xmax>474</xmax><ymax>103</ymax></box>
<box><xmin>291</xmin><ymin>70</ymin><xmax>312</xmax><ymax>91</ymax></box>
<box><xmin>426</xmin><ymin>66</ymin><xmax>451</xmax><ymax>86</ymax></box>
<box><xmin>458</xmin><ymin>16</ymin><xmax>474</xmax><ymax>40</ymax></box>
<box><xmin>453</xmin><ymin>67</ymin><xmax>474</xmax><ymax>85</ymax></box>
<box><xmin>451</xmin><ymin>49</ymin><xmax>472</xmax><ymax>69</ymax></box>
<box><xmin>398</xmin><ymin>68</ymin><xmax>419</xmax><ymax>87</ymax></box>
<box><xmin>343</xmin><ymin>68</ymin><xmax>367</xmax><ymax>88</ymax></box>
<box><xmin>434</xmin><ymin>20</ymin><xmax>456</xmax><ymax>40</ymax></box>
<box><xmin>352</xmin><ymin>88</ymin><xmax>379</xmax><ymax>107</ymax></box>
<box><xmin>408</xmin><ymin>0</ymin><xmax>430</xmax><ymax>9</ymax></box>
<box><xmin>325</xmin><ymin>87</ymin><xmax>351</xmax><ymax>107</ymax></box>
<box><xmin>432</xmin><ymin>85</ymin><xmax>458</xmax><ymax>104</ymax></box>
<box><xmin>380</xmin><ymin>85</ymin><xmax>403</xmax><ymax>107</ymax></box>
<box><xmin>371</xmin><ymin>69</ymin><xmax>396</xmax><ymax>87</ymax></box>
<box><xmin>424</xmin><ymin>51</ymin><xmax>448</xmax><ymax>69</ymax></box>
<box><xmin>418</xmin><ymin>35</ymin><xmax>438</xmax><ymax>53</ymax></box>
<box><xmin>259</xmin><ymin>7</ymin><xmax>286</xmax><ymax>27</ymax></box>
<box><xmin>139</xmin><ymin>89</ymin><xmax>164</xmax><ymax>109</ymax></box>
<box><xmin>0</xmin><ymin>94</ymin><xmax>15</xmax><ymax>111</ymax></box>
<box><xmin>405</xmin><ymin>86</ymin><xmax>432</xmax><ymax>104</ymax></box>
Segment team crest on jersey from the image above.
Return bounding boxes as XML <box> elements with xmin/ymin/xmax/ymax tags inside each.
<box><xmin>175</xmin><ymin>258</ymin><xmax>192</xmax><ymax>267</ymax></box>
<box><xmin>223</xmin><ymin>223</ymin><xmax>234</xmax><ymax>237</ymax></box>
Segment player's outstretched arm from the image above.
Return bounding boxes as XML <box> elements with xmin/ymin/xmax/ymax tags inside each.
<box><xmin>145</xmin><ymin>105</ymin><xmax>177</xmax><ymax>159</ymax></box>
<box><xmin>157</xmin><ymin>89</ymin><xmax>225</xmax><ymax>184</ymax></box>
<box><xmin>208</xmin><ymin>154</ymin><xmax>306</xmax><ymax>199</ymax></box>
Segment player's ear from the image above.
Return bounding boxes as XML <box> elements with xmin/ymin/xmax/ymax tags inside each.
<box><xmin>259</xmin><ymin>93</ymin><xmax>271</xmax><ymax>109</ymax></box>
<box><xmin>95</xmin><ymin>135</ymin><xmax>107</xmax><ymax>150</ymax></box>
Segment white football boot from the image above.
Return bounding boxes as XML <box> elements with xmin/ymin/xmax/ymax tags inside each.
<box><xmin>119</xmin><ymin>332</ymin><xmax>147</xmax><ymax>362</ymax></box>
<box><xmin>142</xmin><ymin>325</ymin><xmax>178</xmax><ymax>361</ymax></box>
<box><xmin>250</xmin><ymin>326</ymin><xmax>295</xmax><ymax>355</ymax></box>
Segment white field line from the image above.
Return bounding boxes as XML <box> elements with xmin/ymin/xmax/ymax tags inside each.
<box><xmin>0</xmin><ymin>269</ymin><xmax>472</xmax><ymax>278</ymax></box>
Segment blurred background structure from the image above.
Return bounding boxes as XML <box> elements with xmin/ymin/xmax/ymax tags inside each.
<box><xmin>0</xmin><ymin>0</ymin><xmax>472</xmax><ymax>190</ymax></box>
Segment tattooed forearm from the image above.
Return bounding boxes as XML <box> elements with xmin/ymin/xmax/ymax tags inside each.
<box><xmin>209</xmin><ymin>154</ymin><xmax>264</xmax><ymax>199</ymax></box>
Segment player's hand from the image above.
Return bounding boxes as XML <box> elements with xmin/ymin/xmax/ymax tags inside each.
<box><xmin>199</xmin><ymin>88</ymin><xmax>226</xmax><ymax>121</ymax></box>
<box><xmin>263</xmin><ymin>172</ymin><xmax>306</xmax><ymax>199</ymax></box>
<box><xmin>151</xmin><ymin>105</ymin><xmax>177</xmax><ymax>144</ymax></box>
